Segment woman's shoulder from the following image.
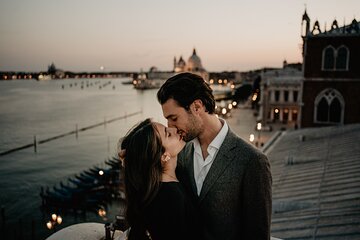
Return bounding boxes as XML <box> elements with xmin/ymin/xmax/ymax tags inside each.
<box><xmin>146</xmin><ymin>182</ymin><xmax>188</xmax><ymax>217</ymax></box>
<box><xmin>158</xmin><ymin>182</ymin><xmax>185</xmax><ymax>198</ymax></box>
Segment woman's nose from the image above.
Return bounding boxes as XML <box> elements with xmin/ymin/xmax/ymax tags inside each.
<box><xmin>168</xmin><ymin>127</ymin><xmax>178</xmax><ymax>134</ymax></box>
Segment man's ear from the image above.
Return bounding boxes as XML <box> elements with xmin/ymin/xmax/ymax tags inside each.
<box><xmin>191</xmin><ymin>99</ymin><xmax>204</xmax><ymax>113</ymax></box>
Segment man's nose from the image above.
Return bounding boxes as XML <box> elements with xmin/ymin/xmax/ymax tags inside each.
<box><xmin>167</xmin><ymin>120</ymin><xmax>175</xmax><ymax>128</ymax></box>
<box><xmin>167</xmin><ymin>122</ymin><xmax>179</xmax><ymax>133</ymax></box>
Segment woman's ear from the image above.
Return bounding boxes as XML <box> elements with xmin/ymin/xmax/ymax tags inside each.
<box><xmin>118</xmin><ymin>149</ymin><xmax>126</xmax><ymax>167</ymax></box>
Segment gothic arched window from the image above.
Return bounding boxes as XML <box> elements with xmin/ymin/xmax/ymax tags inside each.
<box><xmin>322</xmin><ymin>45</ymin><xmax>350</xmax><ymax>71</ymax></box>
<box><xmin>336</xmin><ymin>46</ymin><xmax>349</xmax><ymax>70</ymax></box>
<box><xmin>317</xmin><ymin>98</ymin><xmax>329</xmax><ymax>122</ymax></box>
<box><xmin>323</xmin><ymin>46</ymin><xmax>335</xmax><ymax>70</ymax></box>
<box><xmin>314</xmin><ymin>88</ymin><xmax>344</xmax><ymax>124</ymax></box>
<box><xmin>329</xmin><ymin>98</ymin><xmax>342</xmax><ymax>122</ymax></box>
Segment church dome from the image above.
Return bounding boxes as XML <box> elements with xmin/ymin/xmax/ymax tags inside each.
<box><xmin>187</xmin><ymin>48</ymin><xmax>204</xmax><ymax>71</ymax></box>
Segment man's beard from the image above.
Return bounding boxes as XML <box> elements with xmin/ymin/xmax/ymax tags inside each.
<box><xmin>183</xmin><ymin>132</ymin><xmax>197</xmax><ymax>142</ymax></box>
<box><xmin>182</xmin><ymin>114</ymin><xmax>201</xmax><ymax>142</ymax></box>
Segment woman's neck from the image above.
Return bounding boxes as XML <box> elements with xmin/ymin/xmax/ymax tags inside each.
<box><xmin>161</xmin><ymin>157</ymin><xmax>178</xmax><ymax>182</ymax></box>
<box><xmin>161</xmin><ymin>171</ymin><xmax>178</xmax><ymax>182</ymax></box>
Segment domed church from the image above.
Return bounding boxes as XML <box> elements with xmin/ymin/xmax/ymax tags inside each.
<box><xmin>173</xmin><ymin>48</ymin><xmax>208</xmax><ymax>80</ymax></box>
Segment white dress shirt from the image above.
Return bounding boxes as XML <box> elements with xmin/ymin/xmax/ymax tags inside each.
<box><xmin>192</xmin><ymin>119</ymin><xmax>228</xmax><ymax>195</ymax></box>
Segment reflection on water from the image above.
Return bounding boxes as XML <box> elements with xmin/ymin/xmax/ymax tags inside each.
<box><xmin>0</xmin><ymin>78</ymin><xmax>165</xmax><ymax>239</ymax></box>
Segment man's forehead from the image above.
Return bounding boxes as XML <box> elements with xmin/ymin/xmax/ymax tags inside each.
<box><xmin>163</xmin><ymin>98</ymin><xmax>180</xmax><ymax>107</ymax></box>
<box><xmin>162</xmin><ymin>99</ymin><xmax>183</xmax><ymax>118</ymax></box>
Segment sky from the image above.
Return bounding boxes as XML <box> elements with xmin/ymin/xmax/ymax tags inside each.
<box><xmin>0</xmin><ymin>0</ymin><xmax>359</xmax><ymax>72</ymax></box>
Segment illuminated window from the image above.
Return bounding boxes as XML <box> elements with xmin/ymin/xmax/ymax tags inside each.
<box><xmin>283</xmin><ymin>108</ymin><xmax>289</xmax><ymax>121</ymax></box>
<box><xmin>274</xmin><ymin>108</ymin><xmax>280</xmax><ymax>120</ymax></box>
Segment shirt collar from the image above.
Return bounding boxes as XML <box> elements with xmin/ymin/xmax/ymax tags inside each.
<box><xmin>191</xmin><ymin>118</ymin><xmax>228</xmax><ymax>153</ymax></box>
<box><xmin>209</xmin><ymin>118</ymin><xmax>228</xmax><ymax>150</ymax></box>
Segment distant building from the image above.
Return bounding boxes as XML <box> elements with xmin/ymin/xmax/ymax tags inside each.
<box><xmin>46</xmin><ymin>62</ymin><xmax>65</xmax><ymax>79</ymax></box>
<box><xmin>209</xmin><ymin>71</ymin><xmax>242</xmax><ymax>85</ymax></box>
<box><xmin>300</xmin><ymin>10</ymin><xmax>360</xmax><ymax>128</ymax></box>
<box><xmin>259</xmin><ymin>61</ymin><xmax>302</xmax><ymax>125</ymax></box>
<box><xmin>173</xmin><ymin>48</ymin><xmax>208</xmax><ymax>80</ymax></box>
<box><xmin>135</xmin><ymin>48</ymin><xmax>209</xmax><ymax>89</ymax></box>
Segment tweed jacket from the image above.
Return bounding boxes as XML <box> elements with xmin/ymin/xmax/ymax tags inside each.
<box><xmin>177</xmin><ymin>128</ymin><xmax>272</xmax><ymax>240</ymax></box>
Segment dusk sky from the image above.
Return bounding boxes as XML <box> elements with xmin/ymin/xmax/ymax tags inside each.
<box><xmin>0</xmin><ymin>0</ymin><xmax>359</xmax><ymax>72</ymax></box>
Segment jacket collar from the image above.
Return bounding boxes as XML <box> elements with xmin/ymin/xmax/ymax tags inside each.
<box><xmin>198</xmin><ymin>129</ymin><xmax>238</xmax><ymax>201</ymax></box>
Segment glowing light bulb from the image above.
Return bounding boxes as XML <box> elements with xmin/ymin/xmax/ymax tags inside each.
<box><xmin>98</xmin><ymin>208</ymin><xmax>107</xmax><ymax>217</ymax></box>
<box><xmin>46</xmin><ymin>221</ymin><xmax>53</xmax><ymax>229</ymax></box>
<box><xmin>57</xmin><ymin>216</ymin><xmax>62</xmax><ymax>225</ymax></box>
<box><xmin>249</xmin><ymin>134</ymin><xmax>255</xmax><ymax>143</ymax></box>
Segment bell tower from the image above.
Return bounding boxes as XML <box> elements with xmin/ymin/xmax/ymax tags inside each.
<box><xmin>301</xmin><ymin>9</ymin><xmax>310</xmax><ymax>38</ymax></box>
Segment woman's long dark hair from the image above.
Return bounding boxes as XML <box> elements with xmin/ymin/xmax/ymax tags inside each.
<box><xmin>120</xmin><ymin>118</ymin><xmax>164</xmax><ymax>240</ymax></box>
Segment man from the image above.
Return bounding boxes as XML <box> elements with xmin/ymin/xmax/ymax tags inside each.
<box><xmin>157</xmin><ymin>72</ymin><xmax>272</xmax><ymax>240</ymax></box>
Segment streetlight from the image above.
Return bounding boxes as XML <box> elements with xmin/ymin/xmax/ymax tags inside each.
<box><xmin>249</xmin><ymin>134</ymin><xmax>255</xmax><ymax>144</ymax></box>
<box><xmin>98</xmin><ymin>207</ymin><xmax>107</xmax><ymax>218</ymax></box>
<box><xmin>256</xmin><ymin>122</ymin><xmax>262</xmax><ymax>147</ymax></box>
<box><xmin>46</xmin><ymin>213</ymin><xmax>62</xmax><ymax>231</ymax></box>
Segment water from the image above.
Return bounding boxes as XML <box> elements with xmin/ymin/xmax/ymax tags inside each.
<box><xmin>0</xmin><ymin>78</ymin><xmax>166</xmax><ymax>239</ymax></box>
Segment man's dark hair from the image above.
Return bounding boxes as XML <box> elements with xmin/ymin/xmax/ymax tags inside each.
<box><xmin>157</xmin><ymin>72</ymin><xmax>215</xmax><ymax>114</ymax></box>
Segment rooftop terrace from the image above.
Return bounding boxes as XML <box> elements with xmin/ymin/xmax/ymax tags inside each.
<box><xmin>268</xmin><ymin>124</ymin><xmax>360</xmax><ymax>239</ymax></box>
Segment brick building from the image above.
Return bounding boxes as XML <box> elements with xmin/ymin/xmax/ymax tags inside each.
<box><xmin>300</xmin><ymin>10</ymin><xmax>360</xmax><ymax>128</ymax></box>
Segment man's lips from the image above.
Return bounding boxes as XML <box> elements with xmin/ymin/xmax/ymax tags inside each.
<box><xmin>178</xmin><ymin>131</ymin><xmax>185</xmax><ymax>141</ymax></box>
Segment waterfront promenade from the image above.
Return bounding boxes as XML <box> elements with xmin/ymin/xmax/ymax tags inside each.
<box><xmin>226</xmin><ymin>103</ymin><xmax>282</xmax><ymax>147</ymax></box>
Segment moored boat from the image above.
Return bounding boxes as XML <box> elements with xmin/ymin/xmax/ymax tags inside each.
<box><xmin>37</xmin><ymin>73</ymin><xmax>52</xmax><ymax>81</ymax></box>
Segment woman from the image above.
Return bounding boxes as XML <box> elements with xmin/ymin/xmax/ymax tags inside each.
<box><xmin>118</xmin><ymin>118</ymin><xmax>200</xmax><ymax>240</ymax></box>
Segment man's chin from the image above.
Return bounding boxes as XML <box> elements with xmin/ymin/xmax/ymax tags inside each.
<box><xmin>183</xmin><ymin>135</ymin><xmax>195</xmax><ymax>142</ymax></box>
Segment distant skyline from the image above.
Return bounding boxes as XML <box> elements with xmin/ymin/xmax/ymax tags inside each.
<box><xmin>0</xmin><ymin>0</ymin><xmax>359</xmax><ymax>72</ymax></box>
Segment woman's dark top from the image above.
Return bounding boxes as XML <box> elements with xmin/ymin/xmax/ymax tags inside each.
<box><xmin>144</xmin><ymin>182</ymin><xmax>201</xmax><ymax>240</ymax></box>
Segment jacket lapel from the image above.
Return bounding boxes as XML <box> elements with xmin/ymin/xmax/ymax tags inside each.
<box><xmin>198</xmin><ymin>130</ymin><xmax>237</xmax><ymax>202</ymax></box>
<box><xmin>181</xmin><ymin>142</ymin><xmax>198</xmax><ymax>197</ymax></box>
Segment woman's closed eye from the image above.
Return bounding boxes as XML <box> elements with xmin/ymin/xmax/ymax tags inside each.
<box><xmin>165</xmin><ymin>128</ymin><xmax>171</xmax><ymax>137</ymax></box>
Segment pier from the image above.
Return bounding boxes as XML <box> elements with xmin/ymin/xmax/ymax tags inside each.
<box><xmin>0</xmin><ymin>111</ymin><xmax>142</xmax><ymax>156</ymax></box>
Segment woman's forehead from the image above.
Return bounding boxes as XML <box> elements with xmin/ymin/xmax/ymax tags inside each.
<box><xmin>154</xmin><ymin>122</ymin><xmax>165</xmax><ymax>135</ymax></box>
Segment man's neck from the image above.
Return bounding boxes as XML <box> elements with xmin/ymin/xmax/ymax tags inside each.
<box><xmin>197</xmin><ymin>115</ymin><xmax>223</xmax><ymax>149</ymax></box>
